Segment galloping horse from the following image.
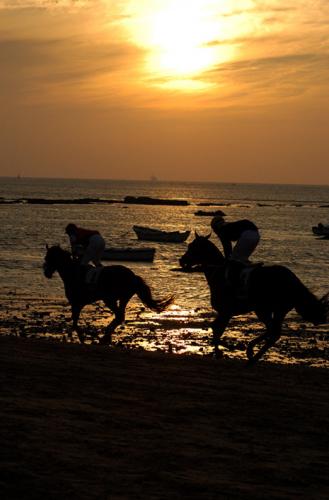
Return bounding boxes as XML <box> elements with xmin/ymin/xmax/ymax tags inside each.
<box><xmin>180</xmin><ymin>233</ymin><xmax>328</xmax><ymax>363</ymax></box>
<box><xmin>43</xmin><ymin>245</ymin><xmax>173</xmax><ymax>343</ymax></box>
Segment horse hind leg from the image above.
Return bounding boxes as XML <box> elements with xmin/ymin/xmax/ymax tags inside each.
<box><xmin>247</xmin><ymin>333</ymin><xmax>282</xmax><ymax>365</ymax></box>
<box><xmin>99</xmin><ymin>298</ymin><xmax>128</xmax><ymax>345</ymax></box>
<box><xmin>247</xmin><ymin>311</ymin><xmax>284</xmax><ymax>364</ymax></box>
<box><xmin>246</xmin><ymin>334</ymin><xmax>271</xmax><ymax>364</ymax></box>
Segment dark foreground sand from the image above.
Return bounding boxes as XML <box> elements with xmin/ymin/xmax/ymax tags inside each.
<box><xmin>1</xmin><ymin>337</ymin><xmax>328</xmax><ymax>499</ymax></box>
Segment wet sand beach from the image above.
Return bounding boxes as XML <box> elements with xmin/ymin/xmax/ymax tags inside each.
<box><xmin>1</xmin><ymin>292</ymin><xmax>329</xmax><ymax>366</ymax></box>
<box><xmin>1</xmin><ymin>336</ymin><xmax>329</xmax><ymax>499</ymax></box>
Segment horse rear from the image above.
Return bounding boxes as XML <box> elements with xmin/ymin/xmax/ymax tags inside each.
<box><xmin>97</xmin><ymin>265</ymin><xmax>173</xmax><ymax>344</ymax></box>
<box><xmin>249</xmin><ymin>265</ymin><xmax>327</xmax><ymax>325</ymax></box>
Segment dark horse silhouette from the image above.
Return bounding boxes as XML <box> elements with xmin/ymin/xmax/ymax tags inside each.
<box><xmin>180</xmin><ymin>233</ymin><xmax>328</xmax><ymax>363</ymax></box>
<box><xmin>43</xmin><ymin>245</ymin><xmax>173</xmax><ymax>343</ymax></box>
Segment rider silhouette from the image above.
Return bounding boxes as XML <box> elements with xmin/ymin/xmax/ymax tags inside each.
<box><xmin>211</xmin><ymin>216</ymin><xmax>260</xmax><ymax>264</ymax></box>
<box><xmin>65</xmin><ymin>223</ymin><xmax>105</xmax><ymax>267</ymax></box>
<box><xmin>211</xmin><ymin>216</ymin><xmax>261</xmax><ymax>299</ymax></box>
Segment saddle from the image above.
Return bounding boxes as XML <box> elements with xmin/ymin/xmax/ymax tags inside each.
<box><xmin>225</xmin><ymin>260</ymin><xmax>263</xmax><ymax>300</ymax></box>
<box><xmin>84</xmin><ymin>265</ymin><xmax>103</xmax><ymax>286</ymax></box>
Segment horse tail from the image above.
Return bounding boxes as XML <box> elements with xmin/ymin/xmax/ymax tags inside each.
<box><xmin>320</xmin><ymin>291</ymin><xmax>329</xmax><ymax>322</ymax></box>
<box><xmin>294</xmin><ymin>282</ymin><xmax>328</xmax><ymax>325</ymax></box>
<box><xmin>134</xmin><ymin>275</ymin><xmax>174</xmax><ymax>312</ymax></box>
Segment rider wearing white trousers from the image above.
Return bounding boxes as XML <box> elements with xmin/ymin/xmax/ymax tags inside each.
<box><xmin>211</xmin><ymin>216</ymin><xmax>260</xmax><ymax>264</ymax></box>
<box><xmin>65</xmin><ymin>223</ymin><xmax>105</xmax><ymax>267</ymax></box>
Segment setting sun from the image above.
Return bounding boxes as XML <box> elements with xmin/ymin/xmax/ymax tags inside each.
<box><xmin>124</xmin><ymin>0</ymin><xmax>236</xmax><ymax>90</ymax></box>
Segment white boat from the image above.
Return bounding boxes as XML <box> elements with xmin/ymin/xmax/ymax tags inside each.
<box><xmin>102</xmin><ymin>247</ymin><xmax>155</xmax><ymax>262</ymax></box>
<box><xmin>133</xmin><ymin>225</ymin><xmax>190</xmax><ymax>243</ymax></box>
<box><xmin>312</xmin><ymin>223</ymin><xmax>329</xmax><ymax>238</ymax></box>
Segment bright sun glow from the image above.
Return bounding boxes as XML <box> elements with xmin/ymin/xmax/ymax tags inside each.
<box><xmin>125</xmin><ymin>0</ymin><xmax>237</xmax><ymax>91</ymax></box>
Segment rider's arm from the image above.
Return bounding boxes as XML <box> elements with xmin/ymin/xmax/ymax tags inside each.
<box><xmin>68</xmin><ymin>234</ymin><xmax>79</xmax><ymax>256</ymax></box>
<box><xmin>221</xmin><ymin>237</ymin><xmax>232</xmax><ymax>259</ymax></box>
<box><xmin>69</xmin><ymin>234</ymin><xmax>77</xmax><ymax>245</ymax></box>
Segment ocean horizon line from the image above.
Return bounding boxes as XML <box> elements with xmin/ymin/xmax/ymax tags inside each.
<box><xmin>1</xmin><ymin>175</ymin><xmax>328</xmax><ymax>189</ymax></box>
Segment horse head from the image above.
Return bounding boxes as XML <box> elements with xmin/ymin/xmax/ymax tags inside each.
<box><xmin>179</xmin><ymin>232</ymin><xmax>225</xmax><ymax>269</ymax></box>
<box><xmin>43</xmin><ymin>245</ymin><xmax>72</xmax><ymax>278</ymax></box>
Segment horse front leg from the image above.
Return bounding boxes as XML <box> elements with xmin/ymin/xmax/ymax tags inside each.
<box><xmin>211</xmin><ymin>312</ymin><xmax>232</xmax><ymax>358</ymax></box>
<box><xmin>71</xmin><ymin>303</ymin><xmax>84</xmax><ymax>343</ymax></box>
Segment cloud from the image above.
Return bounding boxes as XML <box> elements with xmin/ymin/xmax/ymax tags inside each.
<box><xmin>204</xmin><ymin>52</ymin><xmax>329</xmax><ymax>106</ymax></box>
<box><xmin>0</xmin><ymin>1</ymin><xmax>144</xmax><ymax>106</ymax></box>
<box><xmin>0</xmin><ymin>37</ymin><xmax>58</xmax><ymax>66</ymax></box>
<box><xmin>0</xmin><ymin>33</ymin><xmax>145</xmax><ymax>105</ymax></box>
<box><xmin>0</xmin><ymin>0</ymin><xmax>90</xmax><ymax>9</ymax></box>
<box><xmin>221</xmin><ymin>5</ymin><xmax>295</xmax><ymax>18</ymax></box>
<box><xmin>1</xmin><ymin>0</ymin><xmax>329</xmax><ymax>112</ymax></box>
<box><xmin>220</xmin><ymin>0</ymin><xmax>329</xmax><ymax>31</ymax></box>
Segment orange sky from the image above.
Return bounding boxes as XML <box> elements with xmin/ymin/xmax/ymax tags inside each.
<box><xmin>1</xmin><ymin>0</ymin><xmax>328</xmax><ymax>184</ymax></box>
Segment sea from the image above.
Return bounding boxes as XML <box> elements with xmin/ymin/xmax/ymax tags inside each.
<box><xmin>1</xmin><ymin>177</ymin><xmax>329</xmax><ymax>365</ymax></box>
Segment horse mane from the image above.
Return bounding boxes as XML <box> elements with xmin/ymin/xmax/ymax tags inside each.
<box><xmin>48</xmin><ymin>244</ymin><xmax>73</xmax><ymax>261</ymax></box>
<box><xmin>195</xmin><ymin>235</ymin><xmax>225</xmax><ymax>265</ymax></box>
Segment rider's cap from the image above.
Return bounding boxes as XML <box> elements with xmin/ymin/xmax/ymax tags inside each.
<box><xmin>211</xmin><ymin>216</ymin><xmax>225</xmax><ymax>230</ymax></box>
<box><xmin>65</xmin><ymin>223</ymin><xmax>78</xmax><ymax>234</ymax></box>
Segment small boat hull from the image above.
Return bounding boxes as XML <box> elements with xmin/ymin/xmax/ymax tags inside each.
<box><xmin>194</xmin><ymin>209</ymin><xmax>226</xmax><ymax>217</ymax></box>
<box><xmin>312</xmin><ymin>224</ymin><xmax>329</xmax><ymax>238</ymax></box>
<box><xmin>133</xmin><ymin>226</ymin><xmax>190</xmax><ymax>243</ymax></box>
<box><xmin>102</xmin><ymin>247</ymin><xmax>155</xmax><ymax>262</ymax></box>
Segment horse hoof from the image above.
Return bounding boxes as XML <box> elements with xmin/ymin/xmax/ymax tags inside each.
<box><xmin>75</xmin><ymin>331</ymin><xmax>84</xmax><ymax>343</ymax></box>
<box><xmin>246</xmin><ymin>348</ymin><xmax>254</xmax><ymax>361</ymax></box>
<box><xmin>246</xmin><ymin>358</ymin><xmax>256</xmax><ymax>367</ymax></box>
<box><xmin>99</xmin><ymin>336</ymin><xmax>111</xmax><ymax>345</ymax></box>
